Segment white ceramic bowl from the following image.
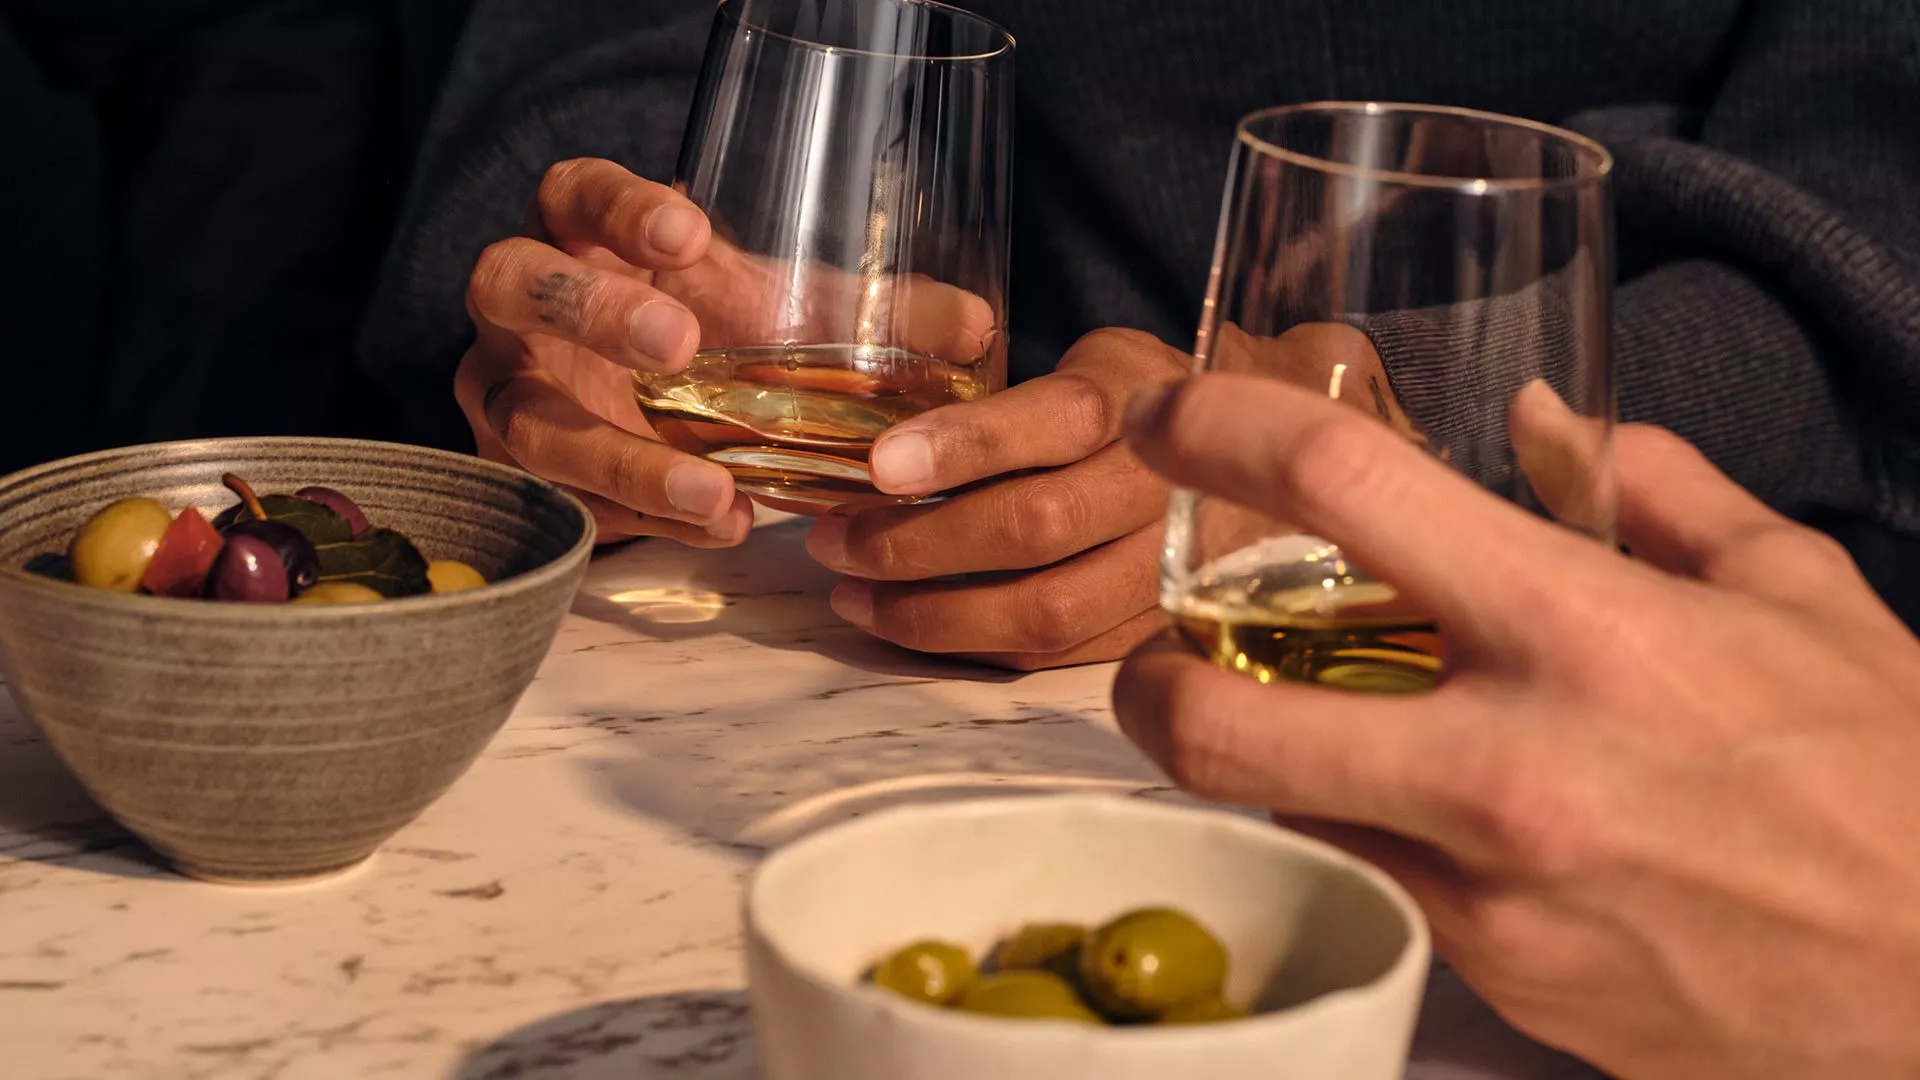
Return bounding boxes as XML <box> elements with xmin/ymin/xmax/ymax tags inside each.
<box><xmin>744</xmin><ymin>794</ymin><xmax>1430</xmax><ymax>1080</ymax></box>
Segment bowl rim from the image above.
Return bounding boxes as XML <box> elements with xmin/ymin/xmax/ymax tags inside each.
<box><xmin>0</xmin><ymin>435</ymin><xmax>597</xmax><ymax>618</ymax></box>
<box><xmin>742</xmin><ymin>793</ymin><xmax>1432</xmax><ymax>1046</ymax></box>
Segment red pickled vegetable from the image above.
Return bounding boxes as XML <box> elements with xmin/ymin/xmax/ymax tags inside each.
<box><xmin>139</xmin><ymin>507</ymin><xmax>224</xmax><ymax>598</ymax></box>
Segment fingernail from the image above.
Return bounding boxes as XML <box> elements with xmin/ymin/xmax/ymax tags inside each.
<box><xmin>1124</xmin><ymin>381</ymin><xmax>1176</xmax><ymax>434</ymax></box>
<box><xmin>646</xmin><ymin>205</ymin><xmax>704</xmax><ymax>255</ymax></box>
<box><xmin>630</xmin><ymin>301</ymin><xmax>694</xmax><ymax>363</ymax></box>
<box><xmin>831</xmin><ymin>579</ymin><xmax>875</xmax><ymax>630</ymax></box>
<box><xmin>870</xmin><ymin>430</ymin><xmax>935</xmax><ymax>492</ymax></box>
<box><xmin>806</xmin><ymin>513</ymin><xmax>852</xmax><ymax>570</ymax></box>
<box><xmin>665</xmin><ymin>462</ymin><xmax>730</xmax><ymax>519</ymax></box>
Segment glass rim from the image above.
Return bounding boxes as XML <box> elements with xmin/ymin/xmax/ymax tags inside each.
<box><xmin>716</xmin><ymin>0</ymin><xmax>1016</xmax><ymax>62</ymax></box>
<box><xmin>1235</xmin><ymin>101</ymin><xmax>1614</xmax><ymax>193</ymax></box>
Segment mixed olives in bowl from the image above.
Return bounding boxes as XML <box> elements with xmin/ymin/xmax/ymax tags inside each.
<box><xmin>33</xmin><ymin>473</ymin><xmax>487</xmax><ymax>604</ymax></box>
<box><xmin>868</xmin><ymin>908</ymin><xmax>1245</xmax><ymax>1026</ymax></box>
<box><xmin>0</xmin><ymin>437</ymin><xmax>594</xmax><ymax>884</ymax></box>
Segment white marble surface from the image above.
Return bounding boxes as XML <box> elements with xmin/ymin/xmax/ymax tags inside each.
<box><xmin>0</xmin><ymin>514</ymin><xmax>1605</xmax><ymax>1080</ymax></box>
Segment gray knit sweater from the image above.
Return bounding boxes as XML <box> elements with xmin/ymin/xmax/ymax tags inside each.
<box><xmin>359</xmin><ymin>0</ymin><xmax>1920</xmax><ymax>540</ymax></box>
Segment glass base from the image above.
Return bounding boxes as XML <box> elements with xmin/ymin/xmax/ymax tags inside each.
<box><xmin>710</xmin><ymin>445</ymin><xmax>931</xmax><ymax>514</ymax></box>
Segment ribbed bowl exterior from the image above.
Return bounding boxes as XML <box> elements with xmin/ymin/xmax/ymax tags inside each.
<box><xmin>0</xmin><ymin>438</ymin><xmax>593</xmax><ymax>882</ymax></box>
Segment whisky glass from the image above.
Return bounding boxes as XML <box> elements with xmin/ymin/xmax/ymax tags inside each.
<box><xmin>637</xmin><ymin>0</ymin><xmax>1014</xmax><ymax>513</ymax></box>
<box><xmin>1162</xmin><ymin>102</ymin><xmax>1616</xmax><ymax>693</ymax></box>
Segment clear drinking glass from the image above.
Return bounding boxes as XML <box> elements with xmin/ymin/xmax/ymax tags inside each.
<box><xmin>636</xmin><ymin>0</ymin><xmax>1014</xmax><ymax>513</ymax></box>
<box><xmin>1162</xmin><ymin>102</ymin><xmax>1616</xmax><ymax>693</ymax></box>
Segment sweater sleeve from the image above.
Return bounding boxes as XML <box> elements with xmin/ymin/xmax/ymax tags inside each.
<box><xmin>355</xmin><ymin>0</ymin><xmax>712</xmax><ymax>450</ymax></box>
<box><xmin>1591</xmin><ymin>0</ymin><xmax>1920</xmax><ymax>533</ymax></box>
<box><xmin>1364</xmin><ymin>0</ymin><xmax>1920</xmax><ymax>535</ymax></box>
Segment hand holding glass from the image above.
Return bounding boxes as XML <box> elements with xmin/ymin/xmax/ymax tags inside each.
<box><xmin>1162</xmin><ymin>103</ymin><xmax>1616</xmax><ymax>693</ymax></box>
<box><xmin>636</xmin><ymin>0</ymin><xmax>1014</xmax><ymax>513</ymax></box>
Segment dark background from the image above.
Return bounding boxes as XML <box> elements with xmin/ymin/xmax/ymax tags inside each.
<box><xmin>0</xmin><ymin>0</ymin><xmax>1914</xmax><ymax>629</ymax></box>
<box><xmin>0</xmin><ymin>0</ymin><xmax>471</xmax><ymax>471</ymax></box>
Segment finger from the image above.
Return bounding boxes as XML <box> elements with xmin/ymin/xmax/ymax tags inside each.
<box><xmin>1125</xmin><ymin>373</ymin><xmax>1604</xmax><ymax>650</ymax></box>
<box><xmin>1614</xmin><ymin>425</ymin><xmax>1876</xmax><ymax>605</ymax></box>
<box><xmin>658</xmin><ymin>245</ymin><xmax>997</xmax><ymax>367</ymax></box>
<box><xmin>571</xmin><ymin>488</ymin><xmax>755</xmax><ymax>548</ymax></box>
<box><xmin>1112</xmin><ymin>632</ymin><xmax>1491</xmax><ymax>848</ymax></box>
<box><xmin>829</xmin><ymin>527</ymin><xmax>1162</xmax><ymax>655</ymax></box>
<box><xmin>477</xmin><ymin>368</ymin><xmax>740</xmax><ymax>525</ymax></box>
<box><xmin>468</xmin><ymin>237</ymin><xmax>699</xmax><ymax>372</ymax></box>
<box><xmin>1507</xmin><ymin>380</ymin><xmax>1615</xmax><ymax>539</ymax></box>
<box><xmin>955</xmin><ymin>606</ymin><xmax>1169</xmax><ymax>672</ymax></box>
<box><xmin>869</xmin><ymin>327</ymin><xmax>1189</xmax><ymax>496</ymax></box>
<box><xmin>891</xmin><ymin>272</ymin><xmax>999</xmax><ymax>367</ymax></box>
<box><xmin>535</xmin><ymin>158</ymin><xmax>710</xmax><ymax>271</ymax></box>
<box><xmin>457</xmin><ymin>355</ymin><xmax>754</xmax><ymax>543</ymax></box>
<box><xmin>807</xmin><ymin>444</ymin><xmax>1167</xmax><ymax>579</ymax></box>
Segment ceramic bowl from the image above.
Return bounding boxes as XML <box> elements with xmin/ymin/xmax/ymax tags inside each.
<box><xmin>744</xmin><ymin>794</ymin><xmax>1430</xmax><ymax>1080</ymax></box>
<box><xmin>0</xmin><ymin>437</ymin><xmax>593</xmax><ymax>884</ymax></box>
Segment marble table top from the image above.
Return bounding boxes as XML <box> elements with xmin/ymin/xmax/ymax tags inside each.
<box><xmin>0</xmin><ymin>513</ymin><xmax>1605</xmax><ymax>1080</ymax></box>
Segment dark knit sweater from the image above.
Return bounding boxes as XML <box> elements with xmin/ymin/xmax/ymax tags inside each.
<box><xmin>360</xmin><ymin>0</ymin><xmax>1920</xmax><ymax>545</ymax></box>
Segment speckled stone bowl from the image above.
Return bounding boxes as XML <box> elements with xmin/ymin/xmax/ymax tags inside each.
<box><xmin>0</xmin><ymin>438</ymin><xmax>593</xmax><ymax>884</ymax></box>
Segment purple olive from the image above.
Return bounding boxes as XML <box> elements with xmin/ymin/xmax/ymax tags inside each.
<box><xmin>222</xmin><ymin>519</ymin><xmax>319</xmax><ymax>592</ymax></box>
<box><xmin>295</xmin><ymin>486</ymin><xmax>368</xmax><ymax>537</ymax></box>
<box><xmin>204</xmin><ymin>535</ymin><xmax>290</xmax><ymax>603</ymax></box>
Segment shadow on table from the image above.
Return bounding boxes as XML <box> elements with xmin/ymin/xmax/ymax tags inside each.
<box><xmin>0</xmin><ymin>698</ymin><xmax>174</xmax><ymax>883</ymax></box>
<box><xmin>450</xmin><ymin>989</ymin><xmax>756</xmax><ymax>1080</ymax></box>
<box><xmin>580</xmin><ymin>687</ymin><xmax>1176</xmax><ymax>862</ymax></box>
<box><xmin>571</xmin><ymin>517</ymin><xmax>1026</xmax><ymax>683</ymax></box>
<box><xmin>1408</xmin><ymin>962</ymin><xmax>1608</xmax><ymax>1079</ymax></box>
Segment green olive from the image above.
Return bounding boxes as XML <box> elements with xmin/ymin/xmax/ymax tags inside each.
<box><xmin>1078</xmin><ymin>907</ymin><xmax>1229</xmax><ymax>1020</ymax></box>
<box><xmin>955</xmin><ymin>971</ymin><xmax>1102</xmax><ymax>1023</ymax></box>
<box><xmin>69</xmin><ymin>498</ymin><xmax>174</xmax><ymax>593</ymax></box>
<box><xmin>869</xmin><ymin>940</ymin><xmax>976</xmax><ymax>1006</ymax></box>
<box><xmin>1157</xmin><ymin>995</ymin><xmax>1249</xmax><ymax>1025</ymax></box>
<box><xmin>989</xmin><ymin>922</ymin><xmax>1086</xmax><ymax>980</ymax></box>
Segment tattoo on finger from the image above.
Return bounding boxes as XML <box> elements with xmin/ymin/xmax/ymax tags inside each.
<box><xmin>525</xmin><ymin>270</ymin><xmax>594</xmax><ymax>331</ymax></box>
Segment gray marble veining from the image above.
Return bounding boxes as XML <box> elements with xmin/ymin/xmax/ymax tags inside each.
<box><xmin>0</xmin><ymin>512</ymin><xmax>1602</xmax><ymax>1079</ymax></box>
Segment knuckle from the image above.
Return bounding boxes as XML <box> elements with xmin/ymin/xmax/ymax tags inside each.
<box><xmin>1054</xmin><ymin>373</ymin><xmax>1118</xmax><ymax>440</ymax></box>
<box><xmin>1070</xmin><ymin>326</ymin><xmax>1164</xmax><ymax>364</ymax></box>
<box><xmin>1276</xmin><ymin>320</ymin><xmax>1374</xmax><ymax>360</ymax></box>
<box><xmin>853</xmin><ymin>518</ymin><xmax>940</xmax><ymax>578</ymax></box>
<box><xmin>539</xmin><ymin>158</ymin><xmax>591</xmax><ymax>205</ymax></box>
<box><xmin>1462</xmin><ymin>748</ymin><xmax>1600</xmax><ymax>877</ymax></box>
<box><xmin>1065</xmin><ymin>327</ymin><xmax>1190</xmax><ymax>382</ymax></box>
<box><xmin>1024</xmin><ymin>577</ymin><xmax>1093</xmax><ymax>654</ymax></box>
<box><xmin>469</xmin><ymin>237</ymin><xmax>534</xmax><ymax>306</ymax></box>
<box><xmin>596</xmin><ymin>177</ymin><xmax>651</xmax><ymax>235</ymax></box>
<box><xmin>1004</xmin><ymin>477</ymin><xmax>1089</xmax><ymax>557</ymax></box>
<box><xmin>1713</xmin><ymin>523</ymin><xmax>1857</xmax><ymax>589</ymax></box>
<box><xmin>599</xmin><ymin>436</ymin><xmax>663</xmax><ymax>509</ymax></box>
<box><xmin>1618</xmin><ymin>423</ymin><xmax>1694</xmax><ymax>465</ymax></box>
<box><xmin>489</xmin><ymin>380</ymin><xmax>545</xmax><ymax>463</ymax></box>
<box><xmin>1458</xmin><ymin>890</ymin><xmax>1561</xmax><ymax>970</ymax></box>
<box><xmin>1793</xmin><ymin>529</ymin><xmax>1858</xmax><ymax>577</ymax></box>
<box><xmin>868</xmin><ymin>591</ymin><xmax>935</xmax><ymax>650</ymax></box>
<box><xmin>1766</xmin><ymin>526</ymin><xmax>1855</xmax><ymax>577</ymax></box>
